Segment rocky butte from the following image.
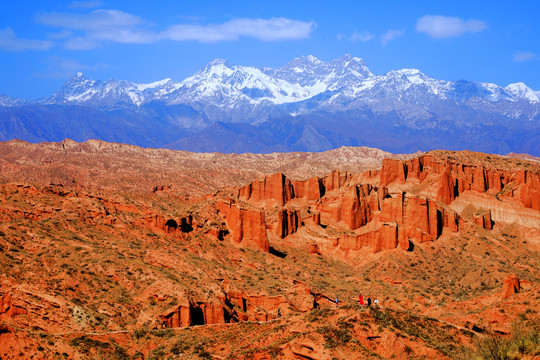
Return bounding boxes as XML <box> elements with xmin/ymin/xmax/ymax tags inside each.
<box><xmin>0</xmin><ymin>140</ymin><xmax>539</xmax><ymax>359</ymax></box>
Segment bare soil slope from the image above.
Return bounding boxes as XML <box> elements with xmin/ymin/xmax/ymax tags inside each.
<box><xmin>0</xmin><ymin>140</ymin><xmax>539</xmax><ymax>360</ymax></box>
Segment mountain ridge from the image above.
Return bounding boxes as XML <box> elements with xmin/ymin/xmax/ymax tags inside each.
<box><xmin>1</xmin><ymin>54</ymin><xmax>539</xmax><ymax>155</ymax></box>
<box><xmin>3</xmin><ymin>54</ymin><xmax>539</xmax><ymax>109</ymax></box>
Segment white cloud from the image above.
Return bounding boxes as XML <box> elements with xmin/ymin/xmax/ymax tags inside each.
<box><xmin>0</xmin><ymin>28</ymin><xmax>54</xmax><ymax>51</ymax></box>
<box><xmin>513</xmin><ymin>51</ymin><xmax>536</xmax><ymax>62</ymax></box>
<box><xmin>381</xmin><ymin>29</ymin><xmax>404</xmax><ymax>45</ymax></box>
<box><xmin>416</xmin><ymin>15</ymin><xmax>486</xmax><ymax>38</ymax></box>
<box><xmin>39</xmin><ymin>9</ymin><xmax>146</xmax><ymax>33</ymax></box>
<box><xmin>349</xmin><ymin>31</ymin><xmax>375</xmax><ymax>42</ymax></box>
<box><xmin>47</xmin><ymin>29</ymin><xmax>73</xmax><ymax>40</ymax></box>
<box><xmin>40</xmin><ymin>9</ymin><xmax>156</xmax><ymax>48</ymax></box>
<box><xmin>64</xmin><ymin>36</ymin><xmax>100</xmax><ymax>50</ymax></box>
<box><xmin>38</xmin><ymin>10</ymin><xmax>315</xmax><ymax>49</ymax></box>
<box><xmin>163</xmin><ymin>17</ymin><xmax>315</xmax><ymax>42</ymax></box>
<box><xmin>37</xmin><ymin>56</ymin><xmax>108</xmax><ymax>78</ymax></box>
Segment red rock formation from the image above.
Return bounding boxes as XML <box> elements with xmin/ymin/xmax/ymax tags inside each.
<box><xmin>380</xmin><ymin>159</ymin><xmax>408</xmax><ymax>187</ymax></box>
<box><xmin>310</xmin><ymin>211</ymin><xmax>321</xmax><ymax>226</ymax></box>
<box><xmin>152</xmin><ymin>185</ymin><xmax>172</xmax><ymax>193</ymax></box>
<box><xmin>238</xmin><ymin>173</ymin><xmax>294</xmax><ymax>207</ymax></box>
<box><xmin>436</xmin><ymin>168</ymin><xmax>455</xmax><ymax>205</ymax></box>
<box><xmin>516</xmin><ymin>170</ymin><xmax>540</xmax><ymax>211</ymax></box>
<box><xmin>0</xmin><ymin>293</ymin><xmax>27</xmax><ymax>318</ymax></box>
<box><xmin>217</xmin><ymin>200</ymin><xmax>269</xmax><ymax>252</ymax></box>
<box><xmin>277</xmin><ymin>208</ymin><xmax>300</xmax><ymax>238</ymax></box>
<box><xmin>322</xmin><ymin>171</ymin><xmax>352</xmax><ymax>192</ymax></box>
<box><xmin>198</xmin><ymin>302</ymin><xmax>226</xmax><ymax>325</ymax></box>
<box><xmin>204</xmin><ymin>228</ymin><xmax>228</xmax><ymax>241</ymax></box>
<box><xmin>223</xmin><ymin>152</ymin><xmax>535</xmax><ymax>257</ymax></box>
<box><xmin>317</xmin><ymin>185</ymin><xmax>377</xmax><ymax>230</ymax></box>
<box><xmin>137</xmin><ymin>214</ymin><xmax>187</xmax><ymax>234</ymax></box>
<box><xmin>380</xmin><ymin>193</ymin><xmax>459</xmax><ymax>243</ymax></box>
<box><xmin>309</xmin><ymin>244</ymin><xmax>320</xmax><ymax>255</ymax></box>
<box><xmin>292</xmin><ymin>177</ymin><xmax>324</xmax><ymax>200</ymax></box>
<box><xmin>159</xmin><ymin>303</ymin><xmax>192</xmax><ymax>328</ymax></box>
<box><xmin>472</xmin><ymin>211</ymin><xmax>493</xmax><ymax>230</ymax></box>
<box><xmin>379</xmin><ymin>154</ymin><xmax>540</xmax><ymax>210</ymax></box>
<box><xmin>337</xmin><ymin>222</ymin><xmax>410</xmax><ymax>253</ymax></box>
<box><xmin>159</xmin><ymin>301</ymin><xmax>226</xmax><ymax>327</ymax></box>
<box><xmin>501</xmin><ymin>274</ymin><xmax>520</xmax><ymax>299</ymax></box>
<box><xmin>225</xmin><ymin>289</ymin><xmax>247</xmax><ymax>312</ymax></box>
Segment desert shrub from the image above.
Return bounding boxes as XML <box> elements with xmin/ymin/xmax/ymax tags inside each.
<box><xmin>110</xmin><ymin>344</ymin><xmax>131</xmax><ymax>360</ymax></box>
<box><xmin>304</xmin><ymin>308</ymin><xmax>335</xmax><ymax>322</ymax></box>
<box><xmin>69</xmin><ymin>335</ymin><xmax>110</xmax><ymax>354</ymax></box>
<box><xmin>147</xmin><ymin>345</ymin><xmax>166</xmax><ymax>360</ymax></box>
<box><xmin>458</xmin><ymin>327</ymin><xmax>540</xmax><ymax>360</ymax></box>
<box><xmin>505</xmin><ymin>327</ymin><xmax>540</xmax><ymax>359</ymax></box>
<box><xmin>171</xmin><ymin>339</ymin><xmax>190</xmax><ymax>355</ymax></box>
<box><xmin>132</xmin><ymin>327</ymin><xmax>148</xmax><ymax>340</ymax></box>
<box><xmin>317</xmin><ymin>325</ymin><xmax>352</xmax><ymax>349</ymax></box>
<box><xmin>193</xmin><ymin>341</ymin><xmax>213</xmax><ymax>359</ymax></box>
<box><xmin>267</xmin><ymin>344</ymin><xmax>283</xmax><ymax>358</ymax></box>
<box><xmin>473</xmin><ymin>333</ymin><xmax>511</xmax><ymax>360</ymax></box>
<box><xmin>151</xmin><ymin>329</ymin><xmax>174</xmax><ymax>338</ymax></box>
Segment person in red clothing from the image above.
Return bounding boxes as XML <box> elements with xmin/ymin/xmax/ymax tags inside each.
<box><xmin>359</xmin><ymin>294</ymin><xmax>364</xmax><ymax>306</ymax></box>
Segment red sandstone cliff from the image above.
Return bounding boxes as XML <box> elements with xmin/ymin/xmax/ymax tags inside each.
<box><xmin>216</xmin><ymin>200</ymin><xmax>270</xmax><ymax>252</ymax></box>
<box><xmin>238</xmin><ymin>173</ymin><xmax>294</xmax><ymax>207</ymax></box>
<box><xmin>277</xmin><ymin>208</ymin><xmax>301</xmax><ymax>239</ymax></box>
<box><xmin>379</xmin><ymin>155</ymin><xmax>540</xmax><ymax>210</ymax></box>
<box><xmin>215</xmin><ymin>151</ymin><xmax>539</xmax><ymax>256</ymax></box>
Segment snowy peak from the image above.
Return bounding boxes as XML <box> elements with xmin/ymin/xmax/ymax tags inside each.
<box><xmin>206</xmin><ymin>58</ymin><xmax>231</xmax><ymax>67</ymax></box>
<box><xmin>46</xmin><ymin>74</ymin><xmax>182</xmax><ymax>107</ymax></box>
<box><xmin>388</xmin><ymin>68</ymin><xmax>426</xmax><ymax>81</ymax></box>
<box><xmin>35</xmin><ymin>55</ymin><xmax>539</xmax><ymax>111</ymax></box>
<box><xmin>283</xmin><ymin>55</ymin><xmax>323</xmax><ymax>69</ymax></box>
<box><xmin>331</xmin><ymin>54</ymin><xmax>372</xmax><ymax>77</ymax></box>
<box><xmin>506</xmin><ymin>82</ymin><xmax>539</xmax><ymax>103</ymax></box>
<box><xmin>264</xmin><ymin>54</ymin><xmax>373</xmax><ymax>91</ymax></box>
<box><xmin>179</xmin><ymin>59</ymin><xmax>320</xmax><ymax>106</ymax></box>
<box><xmin>65</xmin><ymin>72</ymin><xmax>94</xmax><ymax>87</ymax></box>
<box><xmin>200</xmin><ymin>59</ymin><xmax>233</xmax><ymax>75</ymax></box>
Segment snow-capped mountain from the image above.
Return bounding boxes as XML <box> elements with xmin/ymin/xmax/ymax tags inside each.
<box><xmin>28</xmin><ymin>54</ymin><xmax>538</xmax><ymax>122</ymax></box>
<box><xmin>0</xmin><ymin>55</ymin><xmax>539</xmax><ymax>155</ymax></box>
<box><xmin>505</xmin><ymin>82</ymin><xmax>540</xmax><ymax>103</ymax></box>
<box><xmin>44</xmin><ymin>72</ymin><xmax>183</xmax><ymax>107</ymax></box>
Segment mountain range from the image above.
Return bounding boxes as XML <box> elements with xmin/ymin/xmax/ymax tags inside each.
<box><xmin>1</xmin><ymin>54</ymin><xmax>539</xmax><ymax>155</ymax></box>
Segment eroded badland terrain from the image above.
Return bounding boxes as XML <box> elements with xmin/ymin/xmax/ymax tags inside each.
<box><xmin>0</xmin><ymin>139</ymin><xmax>539</xmax><ymax>359</ymax></box>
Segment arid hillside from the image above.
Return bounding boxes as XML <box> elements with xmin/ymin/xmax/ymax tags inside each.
<box><xmin>0</xmin><ymin>140</ymin><xmax>539</xmax><ymax>359</ymax></box>
<box><xmin>0</xmin><ymin>139</ymin><xmax>416</xmax><ymax>195</ymax></box>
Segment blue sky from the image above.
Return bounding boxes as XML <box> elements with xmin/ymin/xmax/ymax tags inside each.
<box><xmin>1</xmin><ymin>0</ymin><xmax>539</xmax><ymax>100</ymax></box>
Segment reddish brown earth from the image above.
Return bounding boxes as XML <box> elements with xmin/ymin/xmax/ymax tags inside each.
<box><xmin>0</xmin><ymin>140</ymin><xmax>539</xmax><ymax>359</ymax></box>
<box><xmin>0</xmin><ymin>139</ymin><xmax>413</xmax><ymax>196</ymax></box>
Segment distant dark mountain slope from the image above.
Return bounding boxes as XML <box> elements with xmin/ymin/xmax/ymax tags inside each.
<box><xmin>170</xmin><ymin>112</ymin><xmax>540</xmax><ymax>155</ymax></box>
